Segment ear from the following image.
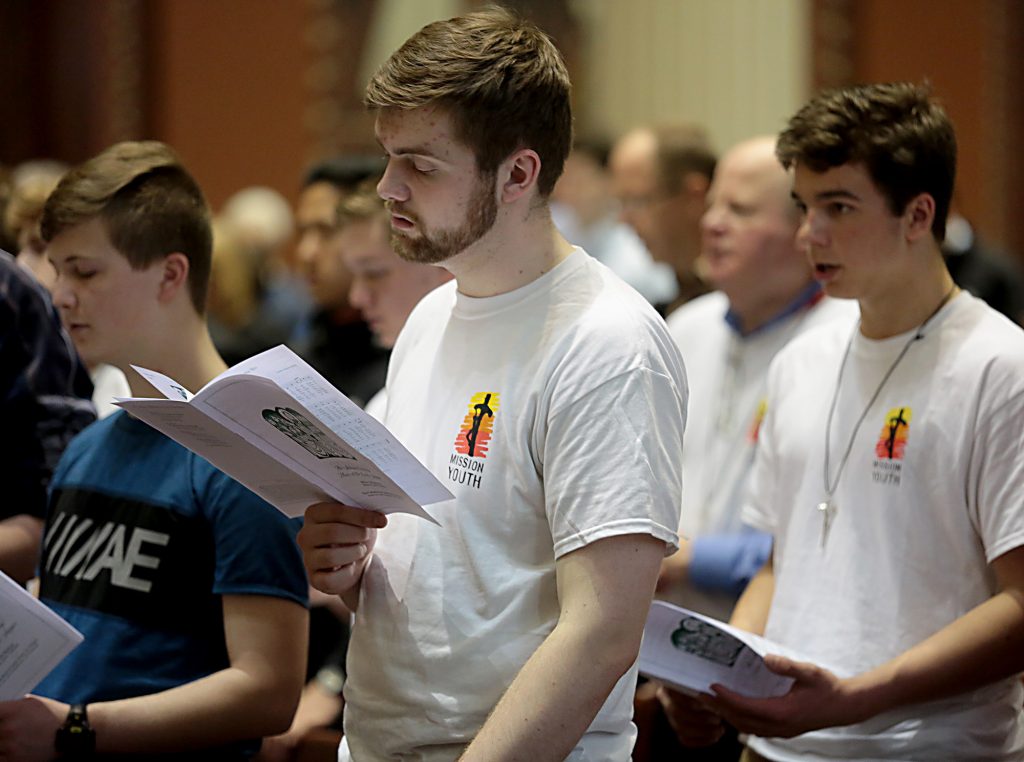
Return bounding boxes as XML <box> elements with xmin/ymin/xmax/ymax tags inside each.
<box><xmin>681</xmin><ymin>171</ymin><xmax>711</xmax><ymax>214</ymax></box>
<box><xmin>499</xmin><ymin>148</ymin><xmax>542</xmax><ymax>204</ymax></box>
<box><xmin>157</xmin><ymin>252</ymin><xmax>191</xmax><ymax>304</ymax></box>
<box><xmin>902</xmin><ymin>192</ymin><xmax>936</xmax><ymax>242</ymax></box>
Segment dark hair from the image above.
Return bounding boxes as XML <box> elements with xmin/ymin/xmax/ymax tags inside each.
<box><xmin>365</xmin><ymin>5</ymin><xmax>573</xmax><ymax>197</ymax></box>
<box><xmin>653</xmin><ymin>124</ymin><xmax>717</xmax><ymax>193</ymax></box>
<box><xmin>337</xmin><ymin>182</ymin><xmax>387</xmax><ymax>228</ymax></box>
<box><xmin>571</xmin><ymin>138</ymin><xmax>613</xmax><ymax>170</ymax></box>
<box><xmin>776</xmin><ymin>82</ymin><xmax>956</xmax><ymax>241</ymax></box>
<box><xmin>41</xmin><ymin>141</ymin><xmax>213</xmax><ymax>312</ymax></box>
<box><xmin>302</xmin><ymin>155</ymin><xmax>386</xmax><ymax>193</ymax></box>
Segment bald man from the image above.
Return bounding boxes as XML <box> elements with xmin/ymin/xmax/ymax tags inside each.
<box><xmin>610</xmin><ymin>124</ymin><xmax>717</xmax><ymax>313</ymax></box>
<box><xmin>660</xmin><ymin>136</ymin><xmax>856</xmax><ymax>620</ymax></box>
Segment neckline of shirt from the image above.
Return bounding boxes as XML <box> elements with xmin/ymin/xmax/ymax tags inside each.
<box><xmin>850</xmin><ymin>289</ymin><xmax>966</xmax><ymax>358</ymax></box>
<box><xmin>450</xmin><ymin>247</ymin><xmax>586</xmax><ymax>320</ymax></box>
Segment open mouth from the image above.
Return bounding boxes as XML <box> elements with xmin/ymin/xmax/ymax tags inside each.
<box><xmin>811</xmin><ymin>263</ymin><xmax>843</xmax><ymax>286</ymax></box>
<box><xmin>390</xmin><ymin>214</ymin><xmax>415</xmax><ymax>232</ymax></box>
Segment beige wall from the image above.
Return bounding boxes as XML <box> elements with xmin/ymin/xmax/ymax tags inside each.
<box><xmin>353</xmin><ymin>0</ymin><xmax>812</xmax><ymax>153</ymax></box>
<box><xmin>572</xmin><ymin>0</ymin><xmax>811</xmax><ymax>151</ymax></box>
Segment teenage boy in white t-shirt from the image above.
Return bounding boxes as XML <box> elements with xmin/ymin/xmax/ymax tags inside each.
<box><xmin>296</xmin><ymin>7</ymin><xmax>688</xmax><ymax>761</ymax></box>
<box><xmin>660</xmin><ymin>82</ymin><xmax>1024</xmax><ymax>761</ymax></box>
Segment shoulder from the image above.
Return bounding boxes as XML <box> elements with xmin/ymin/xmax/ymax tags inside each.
<box><xmin>944</xmin><ymin>293</ymin><xmax>1024</xmax><ymax>387</ymax></box>
<box><xmin>406</xmin><ymin>278</ymin><xmax>457</xmax><ymax>323</ymax></box>
<box><xmin>189</xmin><ymin>453</ymin><xmax>276</xmax><ymax>511</ymax></box>
<box><xmin>562</xmin><ymin>256</ymin><xmax>682</xmax><ymax>363</ymax></box>
<box><xmin>535</xmin><ymin>258</ymin><xmax>688</xmax><ymax>415</ymax></box>
<box><xmin>58</xmin><ymin>412</ymin><xmax>118</xmax><ymax>459</ymax></box>
<box><xmin>1</xmin><ymin>250</ymin><xmax>62</xmax><ymax>347</ymax></box>
<box><xmin>665</xmin><ymin>291</ymin><xmax>729</xmax><ymax>350</ymax></box>
<box><xmin>666</xmin><ymin>291</ymin><xmax>729</xmax><ymax>330</ymax></box>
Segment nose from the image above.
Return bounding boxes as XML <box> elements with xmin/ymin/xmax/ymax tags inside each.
<box><xmin>349</xmin><ymin>276</ymin><xmax>370</xmax><ymax>311</ymax></box>
<box><xmin>296</xmin><ymin>232</ymin><xmax>317</xmax><ymax>267</ymax></box>
<box><xmin>377</xmin><ymin>161</ymin><xmax>409</xmax><ymax>203</ymax></box>
<box><xmin>701</xmin><ymin>203</ymin><xmax>725</xmax><ymax>236</ymax></box>
<box><xmin>51</xmin><ymin>272</ymin><xmax>76</xmax><ymax>312</ymax></box>
<box><xmin>797</xmin><ymin>208</ymin><xmax>828</xmax><ymax>249</ymax></box>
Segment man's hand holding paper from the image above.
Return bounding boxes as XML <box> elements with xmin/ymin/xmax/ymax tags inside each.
<box><xmin>298</xmin><ymin>502</ymin><xmax>388</xmax><ymax>610</ymax></box>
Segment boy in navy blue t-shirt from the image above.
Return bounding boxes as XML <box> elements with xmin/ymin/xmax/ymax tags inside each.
<box><xmin>0</xmin><ymin>141</ymin><xmax>309</xmax><ymax>761</ymax></box>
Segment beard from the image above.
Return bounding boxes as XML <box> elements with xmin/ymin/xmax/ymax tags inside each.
<box><xmin>389</xmin><ymin>173</ymin><xmax>498</xmax><ymax>265</ymax></box>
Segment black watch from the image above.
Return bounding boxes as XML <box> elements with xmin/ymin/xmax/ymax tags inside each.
<box><xmin>55</xmin><ymin>703</ymin><xmax>96</xmax><ymax>759</ymax></box>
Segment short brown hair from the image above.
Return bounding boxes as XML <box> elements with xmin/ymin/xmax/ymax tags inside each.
<box><xmin>365</xmin><ymin>5</ymin><xmax>573</xmax><ymax>197</ymax></box>
<box><xmin>41</xmin><ymin>141</ymin><xmax>213</xmax><ymax>312</ymax></box>
<box><xmin>337</xmin><ymin>181</ymin><xmax>387</xmax><ymax>228</ymax></box>
<box><xmin>653</xmin><ymin>123</ymin><xmax>717</xmax><ymax>193</ymax></box>
<box><xmin>776</xmin><ymin>82</ymin><xmax>956</xmax><ymax>241</ymax></box>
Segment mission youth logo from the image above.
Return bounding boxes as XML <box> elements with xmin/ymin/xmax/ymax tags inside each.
<box><xmin>873</xmin><ymin>406</ymin><xmax>910</xmax><ymax>486</ymax></box>
<box><xmin>449</xmin><ymin>392</ymin><xmax>499</xmax><ymax>489</ymax></box>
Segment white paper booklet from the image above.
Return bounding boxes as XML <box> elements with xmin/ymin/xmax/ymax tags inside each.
<box><xmin>114</xmin><ymin>345</ymin><xmax>452</xmax><ymax>522</ymax></box>
<box><xmin>639</xmin><ymin>600</ymin><xmax>798</xmax><ymax>699</ymax></box>
<box><xmin>0</xmin><ymin>572</ymin><xmax>83</xmax><ymax>700</ymax></box>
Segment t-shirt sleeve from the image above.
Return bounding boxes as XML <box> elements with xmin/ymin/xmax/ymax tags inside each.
<box><xmin>971</xmin><ymin>383</ymin><xmax>1024</xmax><ymax>563</ymax></box>
<box><xmin>194</xmin><ymin>460</ymin><xmax>309</xmax><ymax>607</ymax></box>
<box><xmin>543</xmin><ymin>365</ymin><xmax>684</xmax><ymax>559</ymax></box>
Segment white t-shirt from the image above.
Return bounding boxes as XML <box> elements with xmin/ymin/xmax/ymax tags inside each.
<box><xmin>341</xmin><ymin>248</ymin><xmax>687</xmax><ymax>761</ymax></box>
<box><xmin>666</xmin><ymin>291</ymin><xmax>855</xmax><ymax>618</ymax></box>
<box><xmin>744</xmin><ymin>292</ymin><xmax>1024</xmax><ymax>761</ymax></box>
<box><xmin>362</xmin><ymin>387</ymin><xmax>387</xmax><ymax>422</ymax></box>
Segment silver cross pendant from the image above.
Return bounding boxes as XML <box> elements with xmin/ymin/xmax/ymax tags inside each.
<box><xmin>817</xmin><ymin>500</ymin><xmax>836</xmax><ymax>549</ymax></box>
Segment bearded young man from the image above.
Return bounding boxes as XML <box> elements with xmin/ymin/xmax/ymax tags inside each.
<box><xmin>296</xmin><ymin>7</ymin><xmax>688</xmax><ymax>761</ymax></box>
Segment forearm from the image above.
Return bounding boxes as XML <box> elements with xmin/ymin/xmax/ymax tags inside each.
<box><xmin>848</xmin><ymin>588</ymin><xmax>1024</xmax><ymax>721</ymax></box>
<box><xmin>0</xmin><ymin>515</ymin><xmax>44</xmax><ymax>585</ymax></box>
<box><xmin>91</xmin><ymin>596</ymin><xmax>307</xmax><ymax>754</ymax></box>
<box><xmin>460</xmin><ymin>618</ymin><xmax>637</xmax><ymax>761</ymax></box>
<box><xmin>728</xmin><ymin>554</ymin><xmax>774</xmax><ymax>634</ymax></box>
<box><xmin>87</xmin><ymin>663</ymin><xmax>298</xmax><ymax>753</ymax></box>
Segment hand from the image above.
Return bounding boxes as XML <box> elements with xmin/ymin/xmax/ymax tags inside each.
<box><xmin>0</xmin><ymin>695</ymin><xmax>67</xmax><ymax>761</ymax></box>
<box><xmin>297</xmin><ymin>502</ymin><xmax>387</xmax><ymax>596</ymax></box>
<box><xmin>252</xmin><ymin>733</ymin><xmax>296</xmax><ymax>762</ymax></box>
<box><xmin>704</xmin><ymin>654</ymin><xmax>867</xmax><ymax>739</ymax></box>
<box><xmin>655</xmin><ymin>684</ymin><xmax>726</xmax><ymax>747</ymax></box>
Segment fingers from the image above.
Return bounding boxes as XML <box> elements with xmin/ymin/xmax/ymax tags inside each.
<box><xmin>656</xmin><ymin>686</ymin><xmax>726</xmax><ymax>747</ymax></box>
<box><xmin>763</xmin><ymin>653</ymin><xmax>821</xmax><ymax>681</ymax></box>
<box><xmin>297</xmin><ymin>502</ymin><xmax>385</xmax><ymax>558</ymax></box>
<box><xmin>298</xmin><ymin>502</ymin><xmax>386</xmax><ymax>596</ymax></box>
<box><xmin>304</xmin><ymin>501</ymin><xmax>388</xmax><ymax>528</ymax></box>
<box><xmin>308</xmin><ymin>556</ymin><xmax>370</xmax><ymax>595</ymax></box>
<box><xmin>705</xmin><ymin>687</ymin><xmax>795</xmax><ymax>738</ymax></box>
<box><xmin>297</xmin><ymin>519</ymin><xmax>376</xmax><ymax>553</ymax></box>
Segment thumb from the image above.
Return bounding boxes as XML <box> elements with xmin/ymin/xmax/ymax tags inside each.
<box><xmin>763</xmin><ymin>653</ymin><xmax>802</xmax><ymax>675</ymax></box>
<box><xmin>764</xmin><ymin>653</ymin><xmax>824</xmax><ymax>683</ymax></box>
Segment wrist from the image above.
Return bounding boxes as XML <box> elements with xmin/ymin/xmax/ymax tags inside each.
<box><xmin>841</xmin><ymin>670</ymin><xmax>892</xmax><ymax>725</ymax></box>
<box><xmin>55</xmin><ymin>703</ymin><xmax>96</xmax><ymax>759</ymax></box>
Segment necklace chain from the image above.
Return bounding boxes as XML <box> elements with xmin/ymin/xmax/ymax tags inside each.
<box><xmin>822</xmin><ymin>285</ymin><xmax>958</xmax><ymax>499</ymax></box>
